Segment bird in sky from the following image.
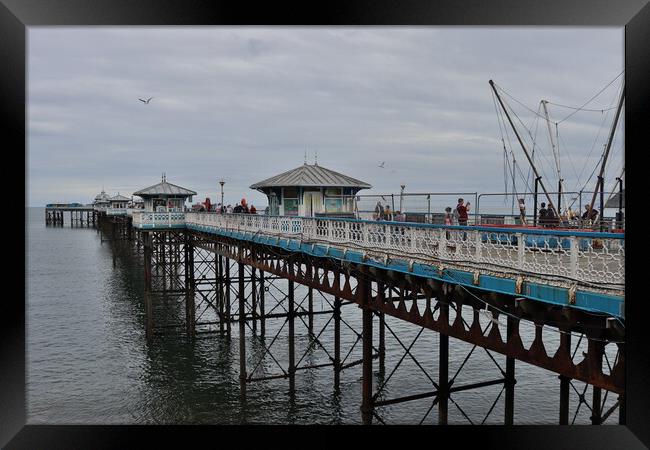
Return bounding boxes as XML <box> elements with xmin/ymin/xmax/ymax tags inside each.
<box><xmin>378</xmin><ymin>161</ymin><xmax>385</xmax><ymax>168</ymax></box>
<box><xmin>139</xmin><ymin>97</ymin><xmax>153</xmax><ymax>104</ymax></box>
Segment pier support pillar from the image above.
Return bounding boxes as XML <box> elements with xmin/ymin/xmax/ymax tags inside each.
<box><xmin>559</xmin><ymin>330</ymin><xmax>571</xmax><ymax>425</ymax></box>
<box><xmin>378</xmin><ymin>312</ymin><xmax>386</xmax><ymax>374</ymax></box>
<box><xmin>288</xmin><ymin>279</ymin><xmax>296</xmax><ymax>393</ymax></box>
<box><xmin>217</xmin><ymin>254</ymin><xmax>224</xmax><ymax>334</ymax></box>
<box><xmin>333</xmin><ymin>296</ymin><xmax>341</xmax><ymax>390</ymax></box>
<box><xmin>308</xmin><ymin>287</ymin><xmax>314</xmax><ymax>335</ymax></box>
<box><xmin>360</xmin><ymin>278</ymin><xmax>373</xmax><ymax>424</ymax></box>
<box><xmin>185</xmin><ymin>233</ymin><xmax>195</xmax><ymax>338</ymax></box>
<box><xmin>504</xmin><ymin>316</ymin><xmax>516</xmax><ymax>425</ymax></box>
<box><xmin>225</xmin><ymin>257</ymin><xmax>231</xmax><ymax>339</ymax></box>
<box><xmin>259</xmin><ymin>271</ymin><xmax>265</xmax><ymax>337</ymax></box>
<box><xmin>143</xmin><ymin>231</ymin><xmax>153</xmax><ymax>340</ymax></box>
<box><xmin>161</xmin><ymin>233</ymin><xmax>166</xmax><ymax>294</ymax></box>
<box><xmin>251</xmin><ymin>267</ymin><xmax>257</xmax><ymax>333</ymax></box>
<box><xmin>238</xmin><ymin>261</ymin><xmax>246</xmax><ymax>396</ymax></box>
<box><xmin>438</xmin><ymin>301</ymin><xmax>450</xmax><ymax>425</ymax></box>
<box><xmin>618</xmin><ymin>393</ymin><xmax>626</xmax><ymax>424</ymax></box>
<box><xmin>591</xmin><ymin>387</ymin><xmax>602</xmax><ymax>425</ymax></box>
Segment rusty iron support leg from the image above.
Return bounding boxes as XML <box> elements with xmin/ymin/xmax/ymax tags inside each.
<box><xmin>591</xmin><ymin>387</ymin><xmax>602</xmax><ymax>425</ymax></box>
<box><xmin>251</xmin><ymin>267</ymin><xmax>257</xmax><ymax>333</ymax></box>
<box><xmin>225</xmin><ymin>257</ymin><xmax>231</xmax><ymax>338</ymax></box>
<box><xmin>260</xmin><ymin>270</ymin><xmax>265</xmax><ymax>337</ymax></box>
<box><xmin>504</xmin><ymin>316</ymin><xmax>516</xmax><ymax>425</ymax></box>
<box><xmin>161</xmin><ymin>234</ymin><xmax>166</xmax><ymax>294</ymax></box>
<box><xmin>618</xmin><ymin>393</ymin><xmax>626</xmax><ymax>424</ymax></box>
<box><xmin>238</xmin><ymin>261</ymin><xmax>246</xmax><ymax>397</ymax></box>
<box><xmin>379</xmin><ymin>311</ymin><xmax>386</xmax><ymax>375</ymax></box>
<box><xmin>360</xmin><ymin>279</ymin><xmax>373</xmax><ymax>424</ymax></box>
<box><xmin>438</xmin><ymin>300</ymin><xmax>450</xmax><ymax>425</ymax></box>
<box><xmin>185</xmin><ymin>233</ymin><xmax>195</xmax><ymax>338</ymax></box>
<box><xmin>308</xmin><ymin>287</ymin><xmax>314</xmax><ymax>335</ymax></box>
<box><xmin>559</xmin><ymin>376</ymin><xmax>571</xmax><ymax>424</ymax></box>
<box><xmin>218</xmin><ymin>254</ymin><xmax>224</xmax><ymax>334</ymax></box>
<box><xmin>334</xmin><ymin>296</ymin><xmax>341</xmax><ymax>390</ymax></box>
<box><xmin>559</xmin><ymin>328</ymin><xmax>572</xmax><ymax>425</ymax></box>
<box><xmin>143</xmin><ymin>231</ymin><xmax>153</xmax><ymax>341</ymax></box>
<box><xmin>288</xmin><ymin>279</ymin><xmax>296</xmax><ymax>393</ymax></box>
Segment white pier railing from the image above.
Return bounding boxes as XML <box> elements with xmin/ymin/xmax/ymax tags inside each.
<box><xmin>106</xmin><ymin>208</ymin><xmax>127</xmax><ymax>216</ymax></box>
<box><xmin>132</xmin><ymin>211</ymin><xmax>187</xmax><ymax>228</ymax></box>
<box><xmin>184</xmin><ymin>213</ymin><xmax>625</xmax><ymax>291</ymax></box>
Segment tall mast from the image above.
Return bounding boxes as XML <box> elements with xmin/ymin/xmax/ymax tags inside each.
<box><xmin>541</xmin><ymin>100</ymin><xmax>564</xmax><ymax>213</ymax></box>
<box><xmin>587</xmin><ymin>83</ymin><xmax>625</xmax><ymax>214</ymax></box>
<box><xmin>490</xmin><ymin>80</ymin><xmax>558</xmax><ymax>216</ymax></box>
<box><xmin>541</xmin><ymin>100</ymin><xmax>561</xmax><ymax>182</ymax></box>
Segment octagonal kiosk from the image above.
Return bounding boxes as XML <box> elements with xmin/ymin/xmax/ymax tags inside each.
<box><xmin>132</xmin><ymin>175</ymin><xmax>197</xmax><ymax>229</ymax></box>
<box><xmin>250</xmin><ymin>162</ymin><xmax>371</xmax><ymax>218</ymax></box>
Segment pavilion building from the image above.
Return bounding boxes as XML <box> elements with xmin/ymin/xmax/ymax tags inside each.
<box><xmin>133</xmin><ymin>174</ymin><xmax>197</xmax><ymax>212</ymax></box>
<box><xmin>250</xmin><ymin>162</ymin><xmax>371</xmax><ymax>217</ymax></box>
<box><xmin>107</xmin><ymin>193</ymin><xmax>130</xmax><ymax>215</ymax></box>
<box><xmin>93</xmin><ymin>189</ymin><xmax>111</xmax><ymax>210</ymax></box>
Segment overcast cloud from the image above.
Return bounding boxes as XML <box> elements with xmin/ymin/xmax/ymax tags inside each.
<box><xmin>27</xmin><ymin>27</ymin><xmax>624</xmax><ymax>209</ymax></box>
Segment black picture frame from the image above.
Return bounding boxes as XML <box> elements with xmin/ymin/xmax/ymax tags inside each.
<box><xmin>3</xmin><ymin>0</ymin><xmax>649</xmax><ymax>447</ymax></box>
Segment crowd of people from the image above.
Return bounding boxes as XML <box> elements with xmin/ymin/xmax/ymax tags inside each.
<box><xmin>537</xmin><ymin>202</ymin><xmax>599</xmax><ymax>228</ymax></box>
<box><xmin>196</xmin><ymin>198</ymin><xmax>258</xmax><ymax>214</ymax></box>
<box><xmin>374</xmin><ymin>198</ymin><xmax>471</xmax><ymax>225</ymax></box>
<box><xmin>370</xmin><ymin>196</ymin><xmax>601</xmax><ymax>229</ymax></box>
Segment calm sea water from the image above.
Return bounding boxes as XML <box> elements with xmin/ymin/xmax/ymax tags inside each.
<box><xmin>26</xmin><ymin>207</ymin><xmax>618</xmax><ymax>425</ymax></box>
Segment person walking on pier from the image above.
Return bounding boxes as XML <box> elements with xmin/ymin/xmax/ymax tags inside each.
<box><xmin>538</xmin><ymin>202</ymin><xmax>548</xmax><ymax>227</ymax></box>
<box><xmin>444</xmin><ymin>206</ymin><xmax>453</xmax><ymax>225</ymax></box>
<box><xmin>249</xmin><ymin>204</ymin><xmax>257</xmax><ymax>214</ymax></box>
<box><xmin>444</xmin><ymin>206</ymin><xmax>453</xmax><ymax>239</ymax></box>
<box><xmin>518</xmin><ymin>198</ymin><xmax>527</xmax><ymax>225</ymax></box>
<box><xmin>456</xmin><ymin>198</ymin><xmax>469</xmax><ymax>226</ymax></box>
<box><xmin>374</xmin><ymin>201</ymin><xmax>384</xmax><ymax>220</ymax></box>
<box><xmin>384</xmin><ymin>204</ymin><xmax>393</xmax><ymax>221</ymax></box>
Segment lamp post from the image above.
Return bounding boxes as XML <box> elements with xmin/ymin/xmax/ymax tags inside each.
<box><xmin>399</xmin><ymin>184</ymin><xmax>406</xmax><ymax>212</ymax></box>
<box><xmin>219</xmin><ymin>179</ymin><xmax>225</xmax><ymax>213</ymax></box>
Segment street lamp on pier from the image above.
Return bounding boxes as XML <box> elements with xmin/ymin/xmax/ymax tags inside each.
<box><xmin>219</xmin><ymin>179</ymin><xmax>225</xmax><ymax>212</ymax></box>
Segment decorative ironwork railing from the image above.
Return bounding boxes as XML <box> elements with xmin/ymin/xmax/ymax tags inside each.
<box><xmin>184</xmin><ymin>213</ymin><xmax>624</xmax><ymax>292</ymax></box>
<box><xmin>132</xmin><ymin>211</ymin><xmax>186</xmax><ymax>228</ymax></box>
<box><xmin>106</xmin><ymin>208</ymin><xmax>127</xmax><ymax>216</ymax></box>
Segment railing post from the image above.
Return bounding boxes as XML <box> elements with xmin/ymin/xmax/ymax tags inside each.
<box><xmin>474</xmin><ymin>229</ymin><xmax>482</xmax><ymax>261</ymax></box>
<box><xmin>570</xmin><ymin>237</ymin><xmax>578</xmax><ymax>278</ymax></box>
<box><xmin>362</xmin><ymin>222</ymin><xmax>369</xmax><ymax>248</ymax></box>
<box><xmin>439</xmin><ymin>228</ymin><xmax>447</xmax><ymax>259</ymax></box>
<box><xmin>517</xmin><ymin>232</ymin><xmax>525</xmax><ymax>268</ymax></box>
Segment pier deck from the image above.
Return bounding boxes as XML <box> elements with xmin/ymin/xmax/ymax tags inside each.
<box><xmin>132</xmin><ymin>211</ymin><xmax>625</xmax><ymax>318</ymax></box>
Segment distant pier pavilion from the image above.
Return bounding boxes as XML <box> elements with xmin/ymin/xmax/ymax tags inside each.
<box><xmin>107</xmin><ymin>194</ymin><xmax>130</xmax><ymax>216</ymax></box>
<box><xmin>250</xmin><ymin>162</ymin><xmax>371</xmax><ymax>217</ymax></box>
<box><xmin>93</xmin><ymin>189</ymin><xmax>110</xmax><ymax>211</ymax></box>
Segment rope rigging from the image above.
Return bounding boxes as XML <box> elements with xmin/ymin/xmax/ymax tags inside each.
<box><xmin>490</xmin><ymin>72</ymin><xmax>624</xmax><ymax>218</ymax></box>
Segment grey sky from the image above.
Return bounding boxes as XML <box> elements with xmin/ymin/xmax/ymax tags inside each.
<box><xmin>27</xmin><ymin>27</ymin><xmax>624</xmax><ymax>209</ymax></box>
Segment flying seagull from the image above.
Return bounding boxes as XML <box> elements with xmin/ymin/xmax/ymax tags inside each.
<box><xmin>378</xmin><ymin>161</ymin><xmax>385</xmax><ymax>168</ymax></box>
<box><xmin>139</xmin><ymin>97</ymin><xmax>153</xmax><ymax>104</ymax></box>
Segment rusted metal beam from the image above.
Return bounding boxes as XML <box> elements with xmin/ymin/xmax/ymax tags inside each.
<box><xmin>360</xmin><ymin>277</ymin><xmax>373</xmax><ymax>424</ymax></box>
<box><xmin>238</xmin><ymin>260</ymin><xmax>246</xmax><ymax>397</ymax></box>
